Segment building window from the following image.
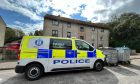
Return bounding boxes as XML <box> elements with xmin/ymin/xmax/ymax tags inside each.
<box><xmin>100</xmin><ymin>36</ymin><xmax>103</xmax><ymax>41</ymax></box>
<box><xmin>49</xmin><ymin>39</ymin><xmax>72</xmax><ymax>50</ymax></box>
<box><xmin>80</xmin><ymin>36</ymin><xmax>84</xmax><ymax>40</ymax></box>
<box><xmin>52</xmin><ymin>20</ymin><xmax>59</xmax><ymax>26</ymax></box>
<box><xmin>101</xmin><ymin>29</ymin><xmax>104</xmax><ymax>32</ymax></box>
<box><xmin>92</xmin><ymin>27</ymin><xmax>95</xmax><ymax>31</ymax></box>
<box><xmin>80</xmin><ymin>27</ymin><xmax>84</xmax><ymax>32</ymax></box>
<box><xmin>67</xmin><ymin>32</ymin><xmax>71</xmax><ymax>38</ymax></box>
<box><xmin>52</xmin><ymin>30</ymin><xmax>58</xmax><ymax>37</ymax></box>
<box><xmin>67</xmin><ymin>22</ymin><xmax>71</xmax><ymax>28</ymax></box>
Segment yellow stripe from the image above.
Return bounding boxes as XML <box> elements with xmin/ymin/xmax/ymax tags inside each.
<box><xmin>77</xmin><ymin>50</ymin><xmax>87</xmax><ymax>58</ymax></box>
<box><xmin>20</xmin><ymin>48</ymin><xmax>38</xmax><ymax>59</ymax></box>
<box><xmin>20</xmin><ymin>53</ymin><xmax>37</xmax><ymax>59</ymax></box>
<box><xmin>96</xmin><ymin>49</ymin><xmax>105</xmax><ymax>58</ymax></box>
<box><xmin>52</xmin><ymin>49</ymin><xmax>65</xmax><ymax>58</ymax></box>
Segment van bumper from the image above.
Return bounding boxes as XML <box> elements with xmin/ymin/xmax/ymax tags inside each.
<box><xmin>15</xmin><ymin>66</ymin><xmax>25</xmax><ymax>73</ymax></box>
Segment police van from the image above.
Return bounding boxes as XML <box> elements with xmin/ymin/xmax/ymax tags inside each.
<box><xmin>15</xmin><ymin>36</ymin><xmax>105</xmax><ymax>80</ymax></box>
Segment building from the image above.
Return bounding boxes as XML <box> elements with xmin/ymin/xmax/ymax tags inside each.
<box><xmin>43</xmin><ymin>14</ymin><xmax>109</xmax><ymax>48</ymax></box>
<box><xmin>0</xmin><ymin>16</ymin><xmax>6</xmax><ymax>47</ymax></box>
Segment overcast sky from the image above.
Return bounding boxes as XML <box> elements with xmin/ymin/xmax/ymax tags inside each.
<box><xmin>0</xmin><ymin>0</ymin><xmax>139</xmax><ymax>34</ymax></box>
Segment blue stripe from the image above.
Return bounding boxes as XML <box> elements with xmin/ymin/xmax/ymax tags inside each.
<box><xmin>48</xmin><ymin>49</ymin><xmax>52</xmax><ymax>58</ymax></box>
<box><xmin>66</xmin><ymin>50</ymin><xmax>76</xmax><ymax>58</ymax></box>
<box><xmin>88</xmin><ymin>50</ymin><xmax>96</xmax><ymax>58</ymax></box>
<box><xmin>37</xmin><ymin>49</ymin><xmax>51</xmax><ymax>58</ymax></box>
<box><xmin>38</xmin><ymin>49</ymin><xmax>49</xmax><ymax>52</ymax></box>
<box><xmin>93</xmin><ymin>49</ymin><xmax>96</xmax><ymax>58</ymax></box>
<box><xmin>75</xmin><ymin>50</ymin><xmax>77</xmax><ymax>58</ymax></box>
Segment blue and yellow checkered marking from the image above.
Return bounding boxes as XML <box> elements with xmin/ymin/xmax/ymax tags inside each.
<box><xmin>37</xmin><ymin>49</ymin><xmax>96</xmax><ymax>58</ymax></box>
<box><xmin>87</xmin><ymin>49</ymin><xmax>96</xmax><ymax>58</ymax></box>
<box><xmin>37</xmin><ymin>49</ymin><xmax>52</xmax><ymax>58</ymax></box>
<box><xmin>66</xmin><ymin>50</ymin><xmax>77</xmax><ymax>58</ymax></box>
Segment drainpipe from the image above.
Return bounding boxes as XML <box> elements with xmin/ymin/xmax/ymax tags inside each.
<box><xmin>62</xmin><ymin>21</ymin><xmax>64</xmax><ymax>37</ymax></box>
<box><xmin>97</xmin><ymin>28</ymin><xmax>98</xmax><ymax>48</ymax></box>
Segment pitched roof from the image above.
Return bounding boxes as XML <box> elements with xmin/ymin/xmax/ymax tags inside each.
<box><xmin>0</xmin><ymin>16</ymin><xmax>6</xmax><ymax>26</ymax></box>
<box><xmin>44</xmin><ymin>14</ymin><xmax>109</xmax><ymax>29</ymax></box>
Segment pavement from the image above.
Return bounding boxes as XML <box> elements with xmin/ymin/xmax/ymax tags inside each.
<box><xmin>0</xmin><ymin>61</ymin><xmax>17</xmax><ymax>70</ymax></box>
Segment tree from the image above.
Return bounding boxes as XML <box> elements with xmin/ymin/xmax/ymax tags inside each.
<box><xmin>108</xmin><ymin>13</ymin><xmax>140</xmax><ymax>52</ymax></box>
<box><xmin>29</xmin><ymin>32</ymin><xmax>34</xmax><ymax>36</ymax></box>
<box><xmin>5</xmin><ymin>27</ymin><xmax>25</xmax><ymax>43</ymax></box>
<box><xmin>34</xmin><ymin>30</ymin><xmax>43</xmax><ymax>36</ymax></box>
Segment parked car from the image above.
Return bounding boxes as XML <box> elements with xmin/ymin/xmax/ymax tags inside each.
<box><xmin>5</xmin><ymin>43</ymin><xmax>20</xmax><ymax>50</ymax></box>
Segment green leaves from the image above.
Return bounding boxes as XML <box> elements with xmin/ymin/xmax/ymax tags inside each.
<box><xmin>108</xmin><ymin>13</ymin><xmax>140</xmax><ymax>52</ymax></box>
<box><xmin>5</xmin><ymin>27</ymin><xmax>25</xmax><ymax>43</ymax></box>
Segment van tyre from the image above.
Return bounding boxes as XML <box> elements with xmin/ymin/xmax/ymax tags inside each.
<box><xmin>25</xmin><ymin>64</ymin><xmax>44</xmax><ymax>81</ymax></box>
<box><xmin>94</xmin><ymin>61</ymin><xmax>103</xmax><ymax>71</ymax></box>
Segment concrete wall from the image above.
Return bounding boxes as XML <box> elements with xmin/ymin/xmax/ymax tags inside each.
<box><xmin>0</xmin><ymin>17</ymin><xmax>6</xmax><ymax>47</ymax></box>
<box><xmin>44</xmin><ymin>19</ymin><xmax>109</xmax><ymax>48</ymax></box>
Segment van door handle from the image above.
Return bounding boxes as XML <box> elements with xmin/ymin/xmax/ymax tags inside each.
<box><xmin>77</xmin><ymin>52</ymin><xmax>80</xmax><ymax>54</ymax></box>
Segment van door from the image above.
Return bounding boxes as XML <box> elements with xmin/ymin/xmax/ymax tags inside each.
<box><xmin>48</xmin><ymin>38</ymin><xmax>75</xmax><ymax>71</ymax></box>
<box><xmin>74</xmin><ymin>40</ymin><xmax>95</xmax><ymax>67</ymax></box>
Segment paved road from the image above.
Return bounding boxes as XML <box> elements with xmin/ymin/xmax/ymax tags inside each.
<box><xmin>0</xmin><ymin>69</ymin><xmax>119</xmax><ymax>84</ymax></box>
<box><xmin>0</xmin><ymin>70</ymin><xmax>17</xmax><ymax>84</ymax></box>
<box><xmin>1</xmin><ymin>59</ymin><xmax>140</xmax><ymax>84</ymax></box>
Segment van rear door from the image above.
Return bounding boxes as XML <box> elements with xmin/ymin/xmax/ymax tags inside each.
<box><xmin>20</xmin><ymin>36</ymin><xmax>50</xmax><ymax>59</ymax></box>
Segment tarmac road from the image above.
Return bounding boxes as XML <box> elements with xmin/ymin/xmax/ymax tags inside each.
<box><xmin>0</xmin><ymin>59</ymin><xmax>140</xmax><ymax>84</ymax></box>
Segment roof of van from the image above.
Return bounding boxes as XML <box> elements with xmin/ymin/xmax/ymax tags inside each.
<box><xmin>23</xmin><ymin>36</ymin><xmax>78</xmax><ymax>40</ymax></box>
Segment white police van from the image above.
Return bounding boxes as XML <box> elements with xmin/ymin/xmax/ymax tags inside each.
<box><xmin>15</xmin><ymin>36</ymin><xmax>105</xmax><ymax>80</ymax></box>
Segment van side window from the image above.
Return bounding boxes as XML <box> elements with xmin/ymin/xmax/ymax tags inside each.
<box><xmin>75</xmin><ymin>40</ymin><xmax>94</xmax><ymax>51</ymax></box>
<box><xmin>49</xmin><ymin>39</ymin><xmax>72</xmax><ymax>50</ymax></box>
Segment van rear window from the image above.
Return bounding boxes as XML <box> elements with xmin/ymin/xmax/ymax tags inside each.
<box><xmin>49</xmin><ymin>39</ymin><xmax>72</xmax><ymax>50</ymax></box>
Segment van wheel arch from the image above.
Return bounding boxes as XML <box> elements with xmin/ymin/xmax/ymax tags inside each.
<box><xmin>93</xmin><ymin>59</ymin><xmax>104</xmax><ymax>71</ymax></box>
<box><xmin>25</xmin><ymin>61</ymin><xmax>45</xmax><ymax>73</ymax></box>
<box><xmin>95</xmin><ymin>59</ymin><xmax>104</xmax><ymax>63</ymax></box>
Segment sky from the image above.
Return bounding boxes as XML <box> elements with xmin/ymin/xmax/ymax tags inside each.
<box><xmin>0</xmin><ymin>0</ymin><xmax>140</xmax><ymax>34</ymax></box>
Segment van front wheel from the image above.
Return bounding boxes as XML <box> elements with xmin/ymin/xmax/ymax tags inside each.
<box><xmin>25</xmin><ymin>64</ymin><xmax>43</xmax><ymax>81</ymax></box>
<box><xmin>94</xmin><ymin>61</ymin><xmax>103</xmax><ymax>71</ymax></box>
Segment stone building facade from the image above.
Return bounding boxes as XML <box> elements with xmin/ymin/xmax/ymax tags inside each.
<box><xmin>43</xmin><ymin>14</ymin><xmax>109</xmax><ymax>48</ymax></box>
<box><xmin>0</xmin><ymin>16</ymin><xmax>6</xmax><ymax>47</ymax></box>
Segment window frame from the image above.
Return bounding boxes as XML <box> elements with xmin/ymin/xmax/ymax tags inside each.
<box><xmin>52</xmin><ymin>30</ymin><xmax>58</xmax><ymax>37</ymax></box>
<box><xmin>101</xmin><ymin>29</ymin><xmax>104</xmax><ymax>32</ymax></box>
<box><xmin>49</xmin><ymin>38</ymin><xmax>72</xmax><ymax>50</ymax></box>
<box><xmin>67</xmin><ymin>32</ymin><xmax>71</xmax><ymax>38</ymax></box>
<box><xmin>80</xmin><ymin>36</ymin><xmax>84</xmax><ymax>40</ymax></box>
<box><xmin>75</xmin><ymin>40</ymin><xmax>94</xmax><ymax>51</ymax></box>
<box><xmin>80</xmin><ymin>27</ymin><xmax>84</xmax><ymax>32</ymax></box>
<box><xmin>52</xmin><ymin>20</ymin><xmax>59</xmax><ymax>26</ymax></box>
<box><xmin>67</xmin><ymin>22</ymin><xmax>71</xmax><ymax>28</ymax></box>
<box><xmin>92</xmin><ymin>27</ymin><xmax>95</xmax><ymax>31</ymax></box>
<box><xmin>100</xmin><ymin>36</ymin><xmax>103</xmax><ymax>41</ymax></box>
